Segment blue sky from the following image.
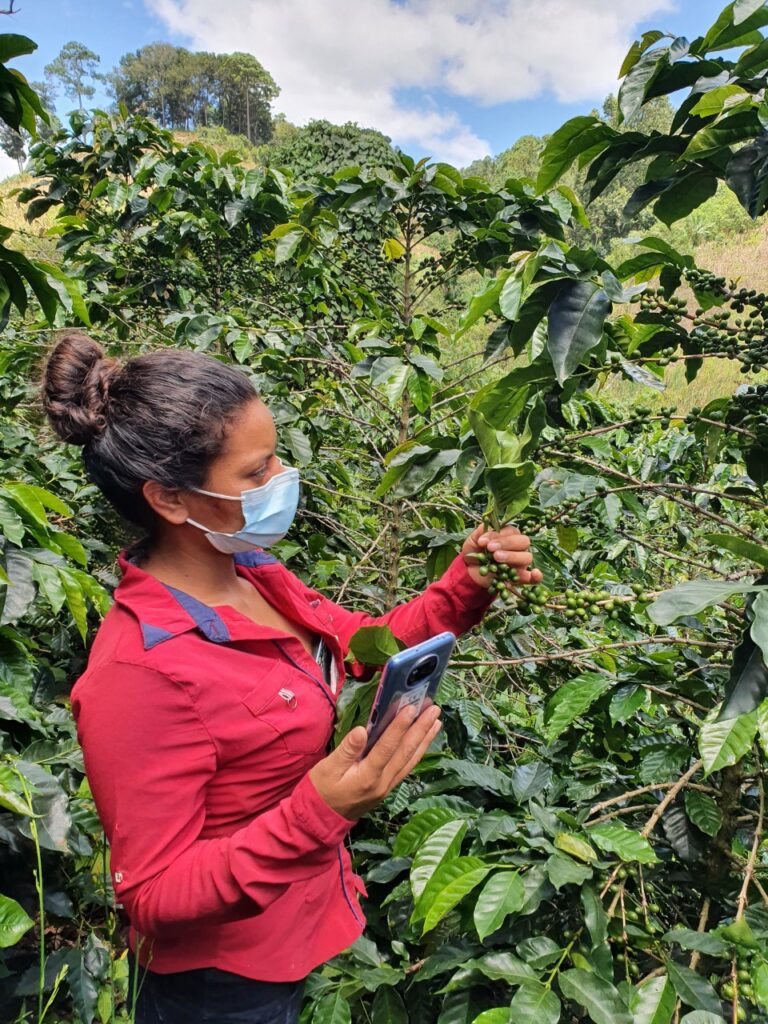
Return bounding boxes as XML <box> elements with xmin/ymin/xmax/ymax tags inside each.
<box><xmin>10</xmin><ymin>0</ymin><xmax>732</xmax><ymax>166</ymax></box>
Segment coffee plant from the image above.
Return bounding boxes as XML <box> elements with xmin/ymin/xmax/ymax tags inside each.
<box><xmin>2</xmin><ymin>3</ymin><xmax>768</xmax><ymax>1022</ymax></box>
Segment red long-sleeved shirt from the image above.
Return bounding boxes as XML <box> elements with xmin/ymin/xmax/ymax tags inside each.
<box><xmin>71</xmin><ymin>548</ymin><xmax>492</xmax><ymax>981</ymax></box>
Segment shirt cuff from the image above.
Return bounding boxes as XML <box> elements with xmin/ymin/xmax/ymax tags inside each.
<box><xmin>439</xmin><ymin>554</ymin><xmax>496</xmax><ymax>612</ymax></box>
<box><xmin>292</xmin><ymin>772</ymin><xmax>356</xmax><ymax>846</ymax></box>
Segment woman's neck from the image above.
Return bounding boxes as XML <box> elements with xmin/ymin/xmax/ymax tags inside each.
<box><xmin>140</xmin><ymin>536</ymin><xmax>244</xmax><ymax>606</ymax></box>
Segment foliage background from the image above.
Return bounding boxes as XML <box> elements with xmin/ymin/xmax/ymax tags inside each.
<box><xmin>2</xmin><ymin>4</ymin><xmax>768</xmax><ymax>1024</ymax></box>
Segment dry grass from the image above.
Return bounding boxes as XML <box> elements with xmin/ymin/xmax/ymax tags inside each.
<box><xmin>604</xmin><ymin>219</ymin><xmax>768</xmax><ymax>410</ymax></box>
<box><xmin>0</xmin><ymin>172</ymin><xmax>56</xmax><ymax>260</ymax></box>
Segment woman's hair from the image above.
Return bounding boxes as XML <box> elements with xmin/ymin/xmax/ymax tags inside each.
<box><xmin>42</xmin><ymin>332</ymin><xmax>257</xmax><ymax>530</ymax></box>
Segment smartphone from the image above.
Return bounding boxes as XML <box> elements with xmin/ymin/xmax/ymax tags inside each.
<box><xmin>363</xmin><ymin>632</ymin><xmax>456</xmax><ymax>756</ymax></box>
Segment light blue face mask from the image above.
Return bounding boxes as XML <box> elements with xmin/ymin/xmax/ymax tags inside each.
<box><xmin>186</xmin><ymin>466</ymin><xmax>300</xmax><ymax>554</ymax></box>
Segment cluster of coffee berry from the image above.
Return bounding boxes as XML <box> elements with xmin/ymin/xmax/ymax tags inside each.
<box><xmin>719</xmin><ymin>957</ymin><xmax>758</xmax><ymax>1020</ymax></box>
<box><xmin>471</xmin><ymin>552</ymin><xmax>549</xmax><ymax>611</ymax></box>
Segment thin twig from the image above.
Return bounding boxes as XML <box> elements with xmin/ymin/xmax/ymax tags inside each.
<box><xmin>736</xmin><ymin>767</ymin><xmax>765</xmax><ymax>920</ymax></box>
<box><xmin>689</xmin><ymin>898</ymin><xmax>711</xmax><ymax>973</ymax></box>
<box><xmin>641</xmin><ymin>760</ymin><xmax>703</xmax><ymax>839</ymax></box>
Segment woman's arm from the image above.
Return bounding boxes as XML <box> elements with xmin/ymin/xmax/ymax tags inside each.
<box><xmin>291</xmin><ymin>524</ymin><xmax>540</xmax><ymax>664</ymax></box>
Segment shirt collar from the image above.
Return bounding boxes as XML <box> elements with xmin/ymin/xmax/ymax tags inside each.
<box><xmin>115</xmin><ymin>550</ymin><xmax>278</xmax><ymax>651</ymax></box>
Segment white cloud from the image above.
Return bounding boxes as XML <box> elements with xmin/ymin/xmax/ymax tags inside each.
<box><xmin>148</xmin><ymin>0</ymin><xmax>675</xmax><ymax>164</ymax></box>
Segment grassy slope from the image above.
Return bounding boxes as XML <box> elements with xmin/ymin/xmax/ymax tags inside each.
<box><xmin>604</xmin><ymin>221</ymin><xmax>768</xmax><ymax>414</ymax></box>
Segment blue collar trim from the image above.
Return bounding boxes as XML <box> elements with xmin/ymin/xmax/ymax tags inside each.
<box><xmin>141</xmin><ymin>622</ymin><xmax>177</xmax><ymax>650</ymax></box>
<box><xmin>233</xmin><ymin>550</ymin><xmax>279</xmax><ymax>568</ymax></box>
<box><xmin>161</xmin><ymin>584</ymin><xmax>231</xmax><ymax>644</ymax></box>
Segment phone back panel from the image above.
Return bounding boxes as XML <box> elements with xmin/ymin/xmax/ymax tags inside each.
<box><xmin>364</xmin><ymin>632</ymin><xmax>455</xmax><ymax>754</ymax></box>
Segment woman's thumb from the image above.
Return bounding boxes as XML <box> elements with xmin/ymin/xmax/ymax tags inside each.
<box><xmin>338</xmin><ymin>725</ymin><xmax>368</xmax><ymax>762</ymax></box>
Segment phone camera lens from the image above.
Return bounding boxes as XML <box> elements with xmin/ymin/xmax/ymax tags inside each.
<box><xmin>406</xmin><ymin>655</ymin><xmax>438</xmax><ymax>687</ymax></box>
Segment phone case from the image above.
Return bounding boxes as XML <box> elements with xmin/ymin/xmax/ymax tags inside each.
<box><xmin>363</xmin><ymin>631</ymin><xmax>456</xmax><ymax>755</ymax></box>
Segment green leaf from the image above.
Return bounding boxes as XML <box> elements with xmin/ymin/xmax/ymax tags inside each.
<box><xmin>610</xmin><ymin>685</ymin><xmax>649</xmax><ymax>724</ymax></box>
<box><xmin>752</xmin><ymin>960</ymin><xmax>768</xmax><ymax>1009</ymax></box>
<box><xmin>619</xmin><ymin>48</ymin><xmax>669</xmax><ymax>122</ymax></box>
<box><xmin>410</xmin><ymin>819</ymin><xmax>467</xmax><ymax>901</ymax></box>
<box><xmin>654</xmin><ymin>173</ymin><xmax>718</xmax><ymax>227</ymax></box>
<box><xmin>699</xmin><ymin>1</ymin><xmax>768</xmax><ymax>51</ymax></box>
<box><xmin>679</xmin><ymin>1014</ymin><xmax>727</xmax><ymax>1024</ymax></box>
<box><xmin>472</xmin><ymin>1011</ymin><xmax>510</xmax><ymax>1024</ymax></box>
<box><xmin>690</xmin><ymin>85</ymin><xmax>750</xmax><ymax>117</ymax></box>
<box><xmin>393</xmin><ymin>808</ymin><xmax>461</xmax><ymax>857</ymax></box>
<box><xmin>620</xmin><ymin>31</ymin><xmax>666</xmax><ymax>78</ymax></box>
<box><xmin>382</xmin><ymin>237</ymin><xmax>405</xmax><ymax>260</ymax></box>
<box><xmin>38</xmin><ymin>260</ymin><xmax>91</xmax><ymax>326</ymax></box>
<box><xmin>735</xmin><ymin>0</ymin><xmax>767</xmax><ymax>23</ymax></box>
<box><xmin>508</xmin><ymin>980</ymin><xmax>561</xmax><ymax>1024</ymax></box>
<box><xmin>667</xmin><ymin>962</ymin><xmax>721</xmax><ymax>1014</ymax></box>
<box><xmin>417</xmin><ymin>856</ymin><xmax>490</xmax><ymax>934</ymax></box>
<box><xmin>455</xmin><ymin>274</ymin><xmax>505</xmax><ymax>339</ymax></box>
<box><xmin>371</xmin><ymin>356</ymin><xmax>411</xmax><ymax>406</ymax></box>
<box><xmin>586</xmin><ymin>823</ymin><xmax>658</xmax><ymax>864</ymax></box>
<box><xmin>543</xmin><ymin>671</ymin><xmax>613</xmax><ymax>741</ymax></box>
<box><xmin>372</xmin><ymin>987</ymin><xmax>407</xmax><ymax>1024</ymax></box>
<box><xmin>758</xmin><ymin>698</ymin><xmax>768</xmax><ymax>757</ymax></box>
<box><xmin>0</xmin><ymin>34</ymin><xmax>37</xmax><ymax>63</ymax></box>
<box><xmin>704</xmin><ymin>533</ymin><xmax>768</xmax><ymax>569</ymax></box>
<box><xmin>282</xmin><ymin>426</ymin><xmax>313</xmax><ymax>467</ymax></box>
<box><xmin>313</xmin><ymin>990</ymin><xmax>352</xmax><ymax>1024</ymax></box>
<box><xmin>0</xmin><ymin>768</ymin><xmax>31</xmax><ymax>816</ymax></box>
<box><xmin>473</xmin><ymin>870</ymin><xmax>525</xmax><ymax>940</ymax></box>
<box><xmin>648</xmin><ymin>578</ymin><xmax>759</xmax><ymax>625</ymax></box>
<box><xmin>582</xmin><ymin>886</ymin><xmax>608</xmax><ymax>948</ymax></box>
<box><xmin>718</xmin><ymin>916</ymin><xmax>760</xmax><ymax>948</ymax></box>
<box><xmin>0</xmin><ymin>893</ymin><xmax>34</xmax><ymax>948</ymax></box>
<box><xmin>664</xmin><ymin>928</ymin><xmax>729</xmax><ymax>956</ymax></box>
<box><xmin>536</xmin><ymin>116</ymin><xmax>613</xmax><ymax>192</ymax></box>
<box><xmin>554</xmin><ymin>832</ymin><xmax>598</xmax><ymax>863</ymax></box>
<box><xmin>682</xmin><ymin>111</ymin><xmax>762</xmax><ymax>160</ymax></box>
<box><xmin>59</xmin><ymin>568</ymin><xmax>89</xmax><ymax>642</ymax></box>
<box><xmin>726</xmin><ymin>131</ymin><xmax>768</xmax><ymax>219</ymax></box>
<box><xmin>274</xmin><ymin>227</ymin><xmax>303</xmax><ymax>264</ymax></box>
<box><xmin>348</xmin><ymin>625</ymin><xmax>402</xmax><ymax>666</ymax></box>
<box><xmin>499</xmin><ymin>274</ymin><xmax>523</xmax><ymax>321</ymax></box>
<box><xmin>485</xmin><ymin>461</ymin><xmax>536</xmax><ymax>524</ymax></box>
<box><xmin>559</xmin><ymin>968</ymin><xmax>631</xmax><ymax>1024</ymax></box>
<box><xmin>470</xmin><ymin>951</ymin><xmax>536</xmax><ymax>985</ymax></box>
<box><xmin>699</xmin><ymin>709</ymin><xmax>757</xmax><ymax>775</ymax></box>
<box><xmin>546</xmin><ymin>852</ymin><xmax>592</xmax><ymax>889</ymax></box>
<box><xmin>629</xmin><ymin>976</ymin><xmax>676</xmax><ymax>1024</ymax></box>
<box><xmin>684</xmin><ymin>791</ymin><xmax>723</xmax><ymax>837</ymax></box>
<box><xmin>547</xmin><ymin>281</ymin><xmax>611</xmax><ymax>385</ymax></box>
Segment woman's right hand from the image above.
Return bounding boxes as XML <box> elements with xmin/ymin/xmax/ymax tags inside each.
<box><xmin>309</xmin><ymin>704</ymin><xmax>442</xmax><ymax>820</ymax></box>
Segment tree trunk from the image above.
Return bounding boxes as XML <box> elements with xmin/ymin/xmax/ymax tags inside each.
<box><xmin>383</xmin><ymin>207</ymin><xmax>414</xmax><ymax>608</ymax></box>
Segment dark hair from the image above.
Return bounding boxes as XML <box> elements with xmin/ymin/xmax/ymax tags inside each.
<box><xmin>42</xmin><ymin>332</ymin><xmax>257</xmax><ymax>530</ymax></box>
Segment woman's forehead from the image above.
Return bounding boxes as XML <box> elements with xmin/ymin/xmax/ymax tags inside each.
<box><xmin>223</xmin><ymin>399</ymin><xmax>276</xmax><ymax>459</ymax></box>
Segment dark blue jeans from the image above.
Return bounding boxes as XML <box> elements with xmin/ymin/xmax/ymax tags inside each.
<box><xmin>127</xmin><ymin>957</ymin><xmax>305</xmax><ymax>1024</ymax></box>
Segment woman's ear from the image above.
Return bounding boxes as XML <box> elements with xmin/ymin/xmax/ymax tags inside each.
<box><xmin>142</xmin><ymin>480</ymin><xmax>190</xmax><ymax>525</ymax></box>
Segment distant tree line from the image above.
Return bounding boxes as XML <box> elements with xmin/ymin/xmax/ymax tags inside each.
<box><xmin>108</xmin><ymin>44</ymin><xmax>279</xmax><ymax>145</ymax></box>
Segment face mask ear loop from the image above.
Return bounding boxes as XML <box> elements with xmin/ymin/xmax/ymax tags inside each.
<box><xmin>191</xmin><ymin>487</ymin><xmax>241</xmax><ymax>501</ymax></box>
<box><xmin>186</xmin><ymin>517</ymin><xmax>219</xmax><ymax>535</ymax></box>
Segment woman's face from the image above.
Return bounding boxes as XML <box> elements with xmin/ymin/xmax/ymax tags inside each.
<box><xmin>183</xmin><ymin>397</ymin><xmax>283</xmax><ymax>535</ymax></box>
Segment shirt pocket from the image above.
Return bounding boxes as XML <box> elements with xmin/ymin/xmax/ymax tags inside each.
<box><xmin>241</xmin><ymin>675</ymin><xmax>333</xmax><ymax>756</ymax></box>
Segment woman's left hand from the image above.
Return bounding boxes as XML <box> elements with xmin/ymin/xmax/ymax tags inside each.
<box><xmin>462</xmin><ymin>523</ymin><xmax>543</xmax><ymax>589</ymax></box>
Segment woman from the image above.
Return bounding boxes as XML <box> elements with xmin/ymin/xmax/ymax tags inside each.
<box><xmin>42</xmin><ymin>332</ymin><xmax>541</xmax><ymax>1024</ymax></box>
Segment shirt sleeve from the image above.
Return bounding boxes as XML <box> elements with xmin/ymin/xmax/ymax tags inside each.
<box><xmin>72</xmin><ymin>662</ymin><xmax>354</xmax><ymax>939</ymax></box>
<box><xmin>292</xmin><ymin>552</ymin><xmax>494</xmax><ymax>666</ymax></box>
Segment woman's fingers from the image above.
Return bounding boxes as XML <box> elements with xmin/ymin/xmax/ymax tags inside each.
<box><xmin>362</xmin><ymin>703</ymin><xmax>441</xmax><ymax>782</ymax></box>
<box><xmin>391</xmin><ymin>719</ymin><xmax>443</xmax><ymax>786</ymax></box>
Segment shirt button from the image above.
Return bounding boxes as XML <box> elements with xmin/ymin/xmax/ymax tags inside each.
<box><xmin>114</xmin><ymin>871</ymin><xmax>123</xmax><ymax>883</ymax></box>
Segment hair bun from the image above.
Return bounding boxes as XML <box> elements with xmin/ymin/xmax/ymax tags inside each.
<box><xmin>42</xmin><ymin>332</ymin><xmax>120</xmax><ymax>446</ymax></box>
